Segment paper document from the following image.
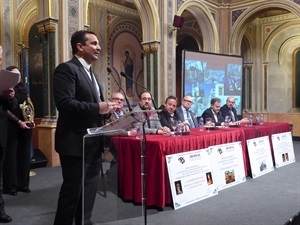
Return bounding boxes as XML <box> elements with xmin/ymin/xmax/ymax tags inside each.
<box><xmin>0</xmin><ymin>69</ymin><xmax>20</xmax><ymax>92</ymax></box>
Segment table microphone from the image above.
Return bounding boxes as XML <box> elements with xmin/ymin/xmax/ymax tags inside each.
<box><xmin>120</xmin><ymin>71</ymin><xmax>158</xmax><ymax>110</ymax></box>
<box><xmin>107</xmin><ymin>67</ymin><xmax>132</xmax><ymax>112</ymax></box>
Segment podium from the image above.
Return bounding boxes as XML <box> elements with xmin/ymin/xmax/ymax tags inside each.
<box><xmin>82</xmin><ymin>109</ymin><xmax>160</xmax><ymax>225</ymax></box>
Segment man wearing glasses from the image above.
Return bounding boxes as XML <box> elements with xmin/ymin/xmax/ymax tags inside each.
<box><xmin>177</xmin><ymin>95</ymin><xmax>199</xmax><ymax>128</ymax></box>
<box><xmin>105</xmin><ymin>92</ymin><xmax>136</xmax><ymax>135</ymax></box>
<box><xmin>103</xmin><ymin>92</ymin><xmax>136</xmax><ymax>163</ymax></box>
<box><xmin>133</xmin><ymin>91</ymin><xmax>170</xmax><ymax>134</ymax></box>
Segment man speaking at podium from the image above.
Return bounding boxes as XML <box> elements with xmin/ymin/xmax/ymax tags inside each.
<box><xmin>53</xmin><ymin>30</ymin><xmax>116</xmax><ymax>225</ymax></box>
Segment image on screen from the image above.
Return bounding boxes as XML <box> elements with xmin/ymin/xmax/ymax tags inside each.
<box><xmin>182</xmin><ymin>50</ymin><xmax>243</xmax><ymax>117</ymax></box>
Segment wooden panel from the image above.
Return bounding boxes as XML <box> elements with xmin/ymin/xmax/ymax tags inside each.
<box><xmin>37</xmin><ymin>124</ymin><xmax>60</xmax><ymax>167</ymax></box>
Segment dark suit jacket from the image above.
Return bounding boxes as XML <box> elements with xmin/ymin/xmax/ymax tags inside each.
<box><xmin>176</xmin><ymin>106</ymin><xmax>199</xmax><ymax>128</ymax></box>
<box><xmin>220</xmin><ymin>104</ymin><xmax>238</xmax><ymax>121</ymax></box>
<box><xmin>53</xmin><ymin>57</ymin><xmax>106</xmax><ymax>157</ymax></box>
<box><xmin>0</xmin><ymin>95</ymin><xmax>10</xmax><ymax>148</ymax></box>
<box><xmin>159</xmin><ymin>109</ymin><xmax>184</xmax><ymax>131</ymax></box>
<box><xmin>201</xmin><ymin>108</ymin><xmax>224</xmax><ymax>126</ymax></box>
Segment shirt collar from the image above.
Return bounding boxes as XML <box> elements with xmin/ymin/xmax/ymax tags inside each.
<box><xmin>75</xmin><ymin>55</ymin><xmax>91</xmax><ymax>71</ymax></box>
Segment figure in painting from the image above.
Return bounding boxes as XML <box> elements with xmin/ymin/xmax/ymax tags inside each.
<box><xmin>123</xmin><ymin>51</ymin><xmax>134</xmax><ymax>97</ymax></box>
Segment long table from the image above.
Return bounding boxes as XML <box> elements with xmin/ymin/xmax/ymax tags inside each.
<box><xmin>111</xmin><ymin>122</ymin><xmax>290</xmax><ymax>208</ymax></box>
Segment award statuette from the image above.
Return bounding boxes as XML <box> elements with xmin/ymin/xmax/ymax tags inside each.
<box><xmin>21</xmin><ymin>97</ymin><xmax>35</xmax><ymax>127</ymax></box>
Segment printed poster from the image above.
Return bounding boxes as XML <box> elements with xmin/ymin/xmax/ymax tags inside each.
<box><xmin>209</xmin><ymin>141</ymin><xmax>246</xmax><ymax>191</ymax></box>
<box><xmin>272</xmin><ymin>132</ymin><xmax>295</xmax><ymax>168</ymax></box>
<box><xmin>247</xmin><ymin>136</ymin><xmax>274</xmax><ymax>178</ymax></box>
<box><xmin>166</xmin><ymin>149</ymin><xmax>218</xmax><ymax>210</ymax></box>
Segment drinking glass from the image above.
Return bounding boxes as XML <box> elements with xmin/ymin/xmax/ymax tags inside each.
<box><xmin>225</xmin><ymin>116</ymin><xmax>231</xmax><ymax>128</ymax></box>
<box><xmin>170</xmin><ymin>120</ymin><xmax>178</xmax><ymax>136</ymax></box>
<box><xmin>205</xmin><ymin>118</ymin><xmax>212</xmax><ymax>132</ymax></box>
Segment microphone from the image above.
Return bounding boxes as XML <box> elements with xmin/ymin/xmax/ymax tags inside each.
<box><xmin>107</xmin><ymin>67</ymin><xmax>132</xmax><ymax>112</ymax></box>
<box><xmin>120</xmin><ymin>71</ymin><xmax>158</xmax><ymax>110</ymax></box>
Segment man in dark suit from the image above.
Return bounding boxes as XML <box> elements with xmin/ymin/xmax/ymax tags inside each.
<box><xmin>159</xmin><ymin>95</ymin><xmax>189</xmax><ymax>132</ymax></box>
<box><xmin>53</xmin><ymin>30</ymin><xmax>116</xmax><ymax>225</ymax></box>
<box><xmin>201</xmin><ymin>97</ymin><xmax>225</xmax><ymax>126</ymax></box>
<box><xmin>176</xmin><ymin>95</ymin><xmax>199</xmax><ymax>128</ymax></box>
<box><xmin>0</xmin><ymin>45</ymin><xmax>13</xmax><ymax>223</ymax></box>
<box><xmin>220</xmin><ymin>97</ymin><xmax>238</xmax><ymax>121</ymax></box>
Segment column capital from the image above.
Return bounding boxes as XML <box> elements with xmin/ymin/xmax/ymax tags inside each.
<box><xmin>36</xmin><ymin>17</ymin><xmax>59</xmax><ymax>34</ymax></box>
<box><xmin>142</xmin><ymin>41</ymin><xmax>160</xmax><ymax>53</ymax></box>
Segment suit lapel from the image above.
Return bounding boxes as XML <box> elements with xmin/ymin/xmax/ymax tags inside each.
<box><xmin>79</xmin><ymin>67</ymin><xmax>100</xmax><ymax>102</ymax></box>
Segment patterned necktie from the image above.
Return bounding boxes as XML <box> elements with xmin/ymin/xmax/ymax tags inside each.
<box><xmin>115</xmin><ymin>111</ymin><xmax>123</xmax><ymax>118</ymax></box>
<box><xmin>230</xmin><ymin>109</ymin><xmax>235</xmax><ymax>121</ymax></box>
<box><xmin>186</xmin><ymin>110</ymin><xmax>195</xmax><ymax>128</ymax></box>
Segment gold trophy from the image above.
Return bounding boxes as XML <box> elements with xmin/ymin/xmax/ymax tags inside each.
<box><xmin>21</xmin><ymin>97</ymin><xmax>35</xmax><ymax>127</ymax></box>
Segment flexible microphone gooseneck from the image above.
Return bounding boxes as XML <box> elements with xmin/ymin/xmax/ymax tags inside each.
<box><xmin>120</xmin><ymin>71</ymin><xmax>158</xmax><ymax>110</ymax></box>
<box><xmin>107</xmin><ymin>67</ymin><xmax>132</xmax><ymax>112</ymax></box>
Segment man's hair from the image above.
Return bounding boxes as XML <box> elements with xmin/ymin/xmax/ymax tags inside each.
<box><xmin>210</xmin><ymin>97</ymin><xmax>221</xmax><ymax>105</ymax></box>
<box><xmin>6</xmin><ymin>65</ymin><xmax>19</xmax><ymax>71</ymax></box>
<box><xmin>165</xmin><ymin>95</ymin><xmax>178</xmax><ymax>103</ymax></box>
<box><xmin>139</xmin><ymin>91</ymin><xmax>151</xmax><ymax>100</ymax></box>
<box><xmin>71</xmin><ymin>30</ymin><xmax>96</xmax><ymax>55</ymax></box>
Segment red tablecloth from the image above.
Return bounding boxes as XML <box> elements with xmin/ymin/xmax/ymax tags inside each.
<box><xmin>111</xmin><ymin>122</ymin><xmax>290</xmax><ymax>208</ymax></box>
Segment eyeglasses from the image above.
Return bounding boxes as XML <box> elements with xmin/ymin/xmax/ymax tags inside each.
<box><xmin>184</xmin><ymin>99</ymin><xmax>193</xmax><ymax>104</ymax></box>
<box><xmin>112</xmin><ymin>97</ymin><xmax>125</xmax><ymax>102</ymax></box>
<box><xmin>141</xmin><ymin>97</ymin><xmax>152</xmax><ymax>101</ymax></box>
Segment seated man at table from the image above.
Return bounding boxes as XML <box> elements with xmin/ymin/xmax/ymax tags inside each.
<box><xmin>220</xmin><ymin>96</ymin><xmax>248</xmax><ymax>124</ymax></box>
<box><xmin>159</xmin><ymin>95</ymin><xmax>189</xmax><ymax>132</ymax></box>
<box><xmin>132</xmin><ymin>91</ymin><xmax>170</xmax><ymax>134</ymax></box>
<box><xmin>106</xmin><ymin>92</ymin><xmax>137</xmax><ymax>136</ymax></box>
<box><xmin>103</xmin><ymin>92</ymin><xmax>137</xmax><ymax>163</ymax></box>
<box><xmin>201</xmin><ymin>97</ymin><xmax>225</xmax><ymax>126</ymax></box>
<box><xmin>177</xmin><ymin>95</ymin><xmax>199</xmax><ymax>128</ymax></box>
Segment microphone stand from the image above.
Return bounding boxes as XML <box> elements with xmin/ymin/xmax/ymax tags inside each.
<box><xmin>120</xmin><ymin>72</ymin><xmax>158</xmax><ymax>110</ymax></box>
<box><xmin>107</xmin><ymin>67</ymin><xmax>132</xmax><ymax>112</ymax></box>
<box><xmin>120</xmin><ymin>72</ymin><xmax>157</xmax><ymax>225</ymax></box>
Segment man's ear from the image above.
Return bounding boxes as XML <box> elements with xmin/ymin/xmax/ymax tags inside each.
<box><xmin>76</xmin><ymin>43</ymin><xmax>83</xmax><ymax>52</ymax></box>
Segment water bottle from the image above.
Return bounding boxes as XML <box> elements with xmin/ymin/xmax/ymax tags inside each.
<box><xmin>199</xmin><ymin>117</ymin><xmax>204</xmax><ymax>131</ymax></box>
<box><xmin>248</xmin><ymin>115</ymin><xmax>253</xmax><ymax>126</ymax></box>
<box><xmin>260</xmin><ymin>113</ymin><xmax>264</xmax><ymax>125</ymax></box>
<box><xmin>136</xmin><ymin>127</ymin><xmax>142</xmax><ymax>139</ymax></box>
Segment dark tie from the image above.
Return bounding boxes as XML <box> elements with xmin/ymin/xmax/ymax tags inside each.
<box><xmin>90</xmin><ymin>68</ymin><xmax>100</xmax><ymax>101</ymax></box>
<box><xmin>186</xmin><ymin>110</ymin><xmax>195</xmax><ymax>128</ymax></box>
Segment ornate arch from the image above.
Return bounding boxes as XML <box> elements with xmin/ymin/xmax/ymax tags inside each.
<box><xmin>177</xmin><ymin>27</ymin><xmax>203</xmax><ymax>51</ymax></box>
<box><xmin>263</xmin><ymin>21</ymin><xmax>300</xmax><ymax>62</ymax></box>
<box><xmin>177</xmin><ymin>0</ymin><xmax>219</xmax><ymax>53</ymax></box>
<box><xmin>133</xmin><ymin>0</ymin><xmax>160</xmax><ymax>43</ymax></box>
<box><xmin>230</xmin><ymin>0</ymin><xmax>300</xmax><ymax>54</ymax></box>
<box><xmin>17</xmin><ymin>0</ymin><xmax>38</xmax><ymax>46</ymax></box>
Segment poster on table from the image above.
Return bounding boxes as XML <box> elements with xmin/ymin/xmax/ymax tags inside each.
<box><xmin>166</xmin><ymin>149</ymin><xmax>218</xmax><ymax>210</ymax></box>
<box><xmin>272</xmin><ymin>131</ymin><xmax>295</xmax><ymax>168</ymax></box>
<box><xmin>209</xmin><ymin>141</ymin><xmax>246</xmax><ymax>191</ymax></box>
<box><xmin>247</xmin><ymin>136</ymin><xmax>274</xmax><ymax>178</ymax></box>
